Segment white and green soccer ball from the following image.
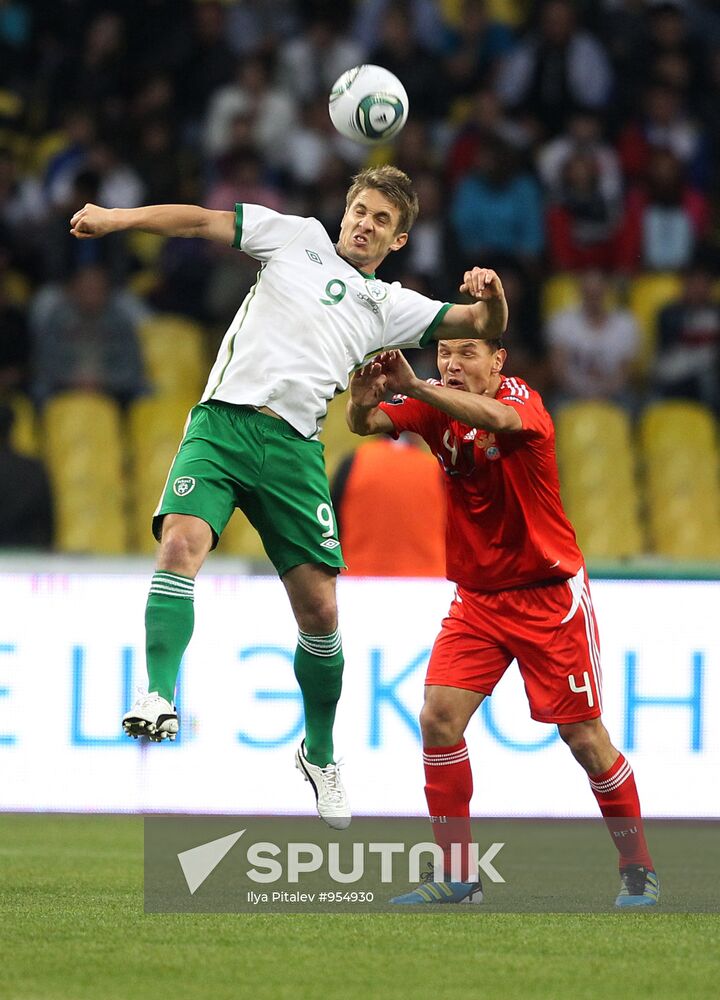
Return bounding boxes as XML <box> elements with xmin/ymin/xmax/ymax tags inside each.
<box><xmin>329</xmin><ymin>65</ymin><xmax>409</xmax><ymax>145</ymax></box>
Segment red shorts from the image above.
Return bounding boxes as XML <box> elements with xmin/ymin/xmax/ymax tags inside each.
<box><xmin>426</xmin><ymin>567</ymin><xmax>602</xmax><ymax>724</ymax></box>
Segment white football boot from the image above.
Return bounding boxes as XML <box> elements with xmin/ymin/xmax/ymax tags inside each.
<box><xmin>295</xmin><ymin>740</ymin><xmax>351</xmax><ymax>830</ymax></box>
<box><xmin>122</xmin><ymin>691</ymin><xmax>178</xmax><ymax>742</ymax></box>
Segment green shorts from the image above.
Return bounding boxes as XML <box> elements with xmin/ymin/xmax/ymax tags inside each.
<box><xmin>153</xmin><ymin>401</ymin><xmax>345</xmax><ymax>577</ymax></box>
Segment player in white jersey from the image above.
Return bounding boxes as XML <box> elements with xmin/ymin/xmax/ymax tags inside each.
<box><xmin>69</xmin><ymin>166</ymin><xmax>509</xmax><ymax>827</ymax></box>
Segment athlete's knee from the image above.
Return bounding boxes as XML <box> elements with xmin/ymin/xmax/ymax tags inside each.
<box><xmin>420</xmin><ymin>700</ymin><xmax>465</xmax><ymax>746</ymax></box>
<box><xmin>295</xmin><ymin>598</ymin><xmax>338</xmax><ymax>636</ymax></box>
<box><xmin>284</xmin><ymin>564</ymin><xmax>338</xmax><ymax>635</ymax></box>
<box><xmin>158</xmin><ymin>517</ymin><xmax>212</xmax><ymax>576</ymax></box>
<box><xmin>558</xmin><ymin>718</ymin><xmax>608</xmax><ymax>758</ymax></box>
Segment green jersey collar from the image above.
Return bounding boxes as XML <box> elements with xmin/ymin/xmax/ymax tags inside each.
<box><xmin>336</xmin><ymin>245</ymin><xmax>375</xmax><ymax>279</ymax></box>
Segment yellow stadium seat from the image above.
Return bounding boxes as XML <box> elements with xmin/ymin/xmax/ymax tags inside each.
<box><xmin>639</xmin><ymin>400</ymin><xmax>717</xmax><ymax>458</ymax></box>
<box><xmin>126</xmin><ymin>395</ymin><xmax>196</xmax><ymax>552</ymax></box>
<box><xmin>8</xmin><ymin>394</ymin><xmax>38</xmax><ymax>457</ymax></box>
<box><xmin>555</xmin><ymin>400</ymin><xmax>631</xmax><ymax>460</ymax></box>
<box><xmin>573</xmin><ymin>518</ymin><xmax>644</xmax><ymax>561</ymax></box>
<box><xmin>554</xmin><ymin>401</ymin><xmax>644</xmax><ymax>558</ymax></box>
<box><xmin>439</xmin><ymin>0</ymin><xmax>525</xmax><ymax>27</ymax></box>
<box><xmin>43</xmin><ymin>392</ymin><xmax>128</xmax><ymax>553</ymax></box>
<box><xmin>138</xmin><ymin>315</ymin><xmax>207</xmax><ymax>398</ymax></box>
<box><xmin>365</xmin><ymin>144</ymin><xmax>393</xmax><ymax>168</ymax></box>
<box><xmin>28</xmin><ymin>130</ymin><xmax>66</xmax><ymax>174</ymax></box>
<box><xmin>562</xmin><ymin>473</ymin><xmax>644</xmax><ymax>559</ymax></box>
<box><xmin>448</xmin><ymin>96</ymin><xmax>474</xmax><ymax>126</ymax></box>
<box><xmin>638</xmin><ymin>401</ymin><xmax>720</xmax><ymax>559</ymax></box>
<box><xmin>628</xmin><ymin>273</ymin><xmax>682</xmax><ymax>377</ymax></box>
<box><xmin>321</xmin><ymin>392</ymin><xmax>362</xmax><ymax>480</ymax></box>
<box><xmin>646</xmin><ymin>457</ymin><xmax>718</xmax><ymax>497</ymax></box>
<box><xmin>127</xmin><ymin>231</ymin><xmax>166</xmax><ymax>266</ymax></box>
<box><xmin>650</xmin><ymin>514</ymin><xmax>720</xmax><ymax>559</ymax></box>
<box><xmin>542</xmin><ymin>273</ymin><xmax>620</xmax><ymax>321</ymax></box>
<box><xmin>1</xmin><ymin>269</ymin><xmax>31</xmax><ymax>306</ymax></box>
<box><xmin>541</xmin><ymin>274</ymin><xmax>581</xmax><ymax>319</ymax></box>
<box><xmin>128</xmin><ymin>268</ymin><xmax>159</xmax><ymax>299</ymax></box>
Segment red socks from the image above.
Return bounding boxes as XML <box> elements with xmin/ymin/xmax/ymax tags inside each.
<box><xmin>423</xmin><ymin>743</ymin><xmax>653</xmax><ymax>878</ymax></box>
<box><xmin>588</xmin><ymin>753</ymin><xmax>654</xmax><ymax>869</ymax></box>
<box><xmin>423</xmin><ymin>740</ymin><xmax>473</xmax><ymax>880</ymax></box>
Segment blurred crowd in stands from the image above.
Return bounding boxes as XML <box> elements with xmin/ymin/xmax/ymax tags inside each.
<box><xmin>1</xmin><ymin>0</ymin><xmax>720</xmax><ymax>553</ymax></box>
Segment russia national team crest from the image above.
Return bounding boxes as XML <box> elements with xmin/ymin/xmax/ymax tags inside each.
<box><xmin>476</xmin><ymin>432</ymin><xmax>501</xmax><ymax>461</ymax></box>
<box><xmin>173</xmin><ymin>476</ymin><xmax>196</xmax><ymax>496</ymax></box>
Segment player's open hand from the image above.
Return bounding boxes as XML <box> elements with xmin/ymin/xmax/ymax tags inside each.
<box><xmin>350</xmin><ymin>360</ymin><xmax>387</xmax><ymax>408</ymax></box>
<box><xmin>69</xmin><ymin>203</ymin><xmax>116</xmax><ymax>239</ymax></box>
<box><xmin>459</xmin><ymin>267</ymin><xmax>504</xmax><ymax>300</ymax></box>
<box><xmin>377</xmin><ymin>350</ymin><xmax>418</xmax><ymax>395</ymax></box>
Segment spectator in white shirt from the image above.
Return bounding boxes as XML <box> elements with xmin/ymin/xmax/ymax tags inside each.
<box><xmin>546</xmin><ymin>269</ymin><xmax>640</xmax><ymax>408</ymax></box>
<box><xmin>203</xmin><ymin>55</ymin><xmax>296</xmax><ymax>168</ymax></box>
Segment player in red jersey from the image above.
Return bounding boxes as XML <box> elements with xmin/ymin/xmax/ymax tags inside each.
<box><xmin>347</xmin><ymin>339</ymin><xmax>659</xmax><ymax>908</ymax></box>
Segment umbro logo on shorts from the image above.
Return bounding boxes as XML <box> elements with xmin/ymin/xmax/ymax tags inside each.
<box><xmin>173</xmin><ymin>477</ymin><xmax>196</xmax><ymax>496</ymax></box>
<box><xmin>321</xmin><ymin>538</ymin><xmax>340</xmax><ymax>549</ymax></box>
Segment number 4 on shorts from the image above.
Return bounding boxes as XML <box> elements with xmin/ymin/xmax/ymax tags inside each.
<box><xmin>568</xmin><ymin>671</ymin><xmax>594</xmax><ymax>708</ymax></box>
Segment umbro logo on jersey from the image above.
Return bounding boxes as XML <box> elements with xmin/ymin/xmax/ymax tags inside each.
<box><xmin>321</xmin><ymin>538</ymin><xmax>341</xmax><ymax>549</ymax></box>
<box><xmin>305</xmin><ymin>249</ymin><xmax>322</xmax><ymax>264</ymax></box>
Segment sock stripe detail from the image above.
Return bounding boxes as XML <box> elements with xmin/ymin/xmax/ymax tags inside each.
<box><xmin>154</xmin><ymin>571</ymin><xmax>194</xmax><ymax>585</ymax></box>
<box><xmin>423</xmin><ymin>750</ymin><xmax>469</xmax><ymax>766</ymax></box>
<box><xmin>298</xmin><ymin>633</ymin><xmax>341</xmax><ymax>647</ymax></box>
<box><xmin>149</xmin><ymin>572</ymin><xmax>195</xmax><ymax>601</ymax></box>
<box><xmin>298</xmin><ymin>629</ymin><xmax>342</xmax><ymax>657</ymax></box>
<box><xmin>589</xmin><ymin>759</ymin><xmax>632</xmax><ymax>793</ymax></box>
<box><xmin>589</xmin><ymin>759</ymin><xmax>632</xmax><ymax>794</ymax></box>
<box><xmin>149</xmin><ymin>587</ymin><xmax>194</xmax><ymax>600</ymax></box>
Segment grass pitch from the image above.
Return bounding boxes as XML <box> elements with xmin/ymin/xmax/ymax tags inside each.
<box><xmin>1</xmin><ymin>815</ymin><xmax>718</xmax><ymax>1000</ymax></box>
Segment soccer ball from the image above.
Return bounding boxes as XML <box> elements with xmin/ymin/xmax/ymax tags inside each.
<box><xmin>329</xmin><ymin>65</ymin><xmax>409</xmax><ymax>145</ymax></box>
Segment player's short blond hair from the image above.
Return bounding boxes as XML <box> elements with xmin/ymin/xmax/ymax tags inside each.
<box><xmin>345</xmin><ymin>165</ymin><xmax>419</xmax><ymax>235</ymax></box>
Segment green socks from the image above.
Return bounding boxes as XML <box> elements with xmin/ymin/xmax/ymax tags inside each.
<box><xmin>145</xmin><ymin>573</ymin><xmax>343</xmax><ymax>762</ymax></box>
<box><xmin>294</xmin><ymin>628</ymin><xmax>344</xmax><ymax>767</ymax></box>
<box><xmin>145</xmin><ymin>571</ymin><xmax>195</xmax><ymax>703</ymax></box>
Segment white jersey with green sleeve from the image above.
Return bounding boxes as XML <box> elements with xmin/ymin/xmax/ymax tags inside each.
<box><xmin>201</xmin><ymin>203</ymin><xmax>451</xmax><ymax>438</ymax></box>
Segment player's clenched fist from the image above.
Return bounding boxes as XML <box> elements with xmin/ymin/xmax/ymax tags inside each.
<box><xmin>459</xmin><ymin>267</ymin><xmax>504</xmax><ymax>300</ymax></box>
<box><xmin>69</xmin><ymin>203</ymin><xmax>117</xmax><ymax>239</ymax></box>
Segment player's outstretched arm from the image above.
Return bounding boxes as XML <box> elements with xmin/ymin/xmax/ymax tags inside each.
<box><xmin>69</xmin><ymin>203</ymin><xmax>235</xmax><ymax>245</ymax></box>
<box><xmin>434</xmin><ymin>267</ymin><xmax>509</xmax><ymax>341</ymax></box>
<box><xmin>346</xmin><ymin>361</ymin><xmax>396</xmax><ymax>436</ymax></box>
<box><xmin>379</xmin><ymin>350</ymin><xmax>521</xmax><ymax>433</ymax></box>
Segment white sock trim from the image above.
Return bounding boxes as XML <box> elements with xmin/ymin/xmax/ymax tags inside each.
<box><xmin>149</xmin><ymin>571</ymin><xmax>195</xmax><ymax>601</ymax></box>
<box><xmin>298</xmin><ymin>628</ymin><xmax>342</xmax><ymax>657</ymax></box>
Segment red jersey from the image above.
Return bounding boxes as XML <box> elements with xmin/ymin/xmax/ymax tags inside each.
<box><xmin>379</xmin><ymin>376</ymin><xmax>583</xmax><ymax>591</ymax></box>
